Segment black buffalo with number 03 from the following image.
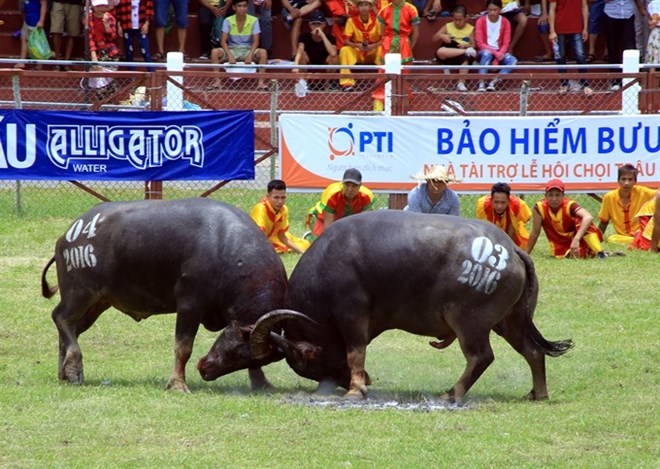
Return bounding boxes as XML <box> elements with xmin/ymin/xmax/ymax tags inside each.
<box><xmin>41</xmin><ymin>198</ymin><xmax>301</xmax><ymax>392</ymax></box>
<box><xmin>254</xmin><ymin>210</ymin><xmax>574</xmax><ymax>403</ymax></box>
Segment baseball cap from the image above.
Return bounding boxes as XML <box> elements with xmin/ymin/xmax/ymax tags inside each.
<box><xmin>342</xmin><ymin>168</ymin><xmax>362</xmax><ymax>185</ymax></box>
<box><xmin>91</xmin><ymin>0</ymin><xmax>109</xmax><ymax>6</ymax></box>
<box><xmin>545</xmin><ymin>178</ymin><xmax>565</xmax><ymax>192</ymax></box>
<box><xmin>307</xmin><ymin>10</ymin><xmax>326</xmax><ymax>23</ymax></box>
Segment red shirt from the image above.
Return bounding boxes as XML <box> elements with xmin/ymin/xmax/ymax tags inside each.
<box><xmin>550</xmin><ymin>0</ymin><xmax>585</xmax><ymax>34</ymax></box>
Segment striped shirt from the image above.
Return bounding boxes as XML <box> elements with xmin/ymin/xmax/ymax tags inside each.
<box><xmin>604</xmin><ymin>0</ymin><xmax>637</xmax><ymax>19</ymax></box>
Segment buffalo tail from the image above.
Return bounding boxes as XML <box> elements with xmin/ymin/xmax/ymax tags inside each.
<box><xmin>516</xmin><ymin>247</ymin><xmax>574</xmax><ymax>357</ymax></box>
<box><xmin>41</xmin><ymin>256</ymin><xmax>59</xmax><ymax>299</ymax></box>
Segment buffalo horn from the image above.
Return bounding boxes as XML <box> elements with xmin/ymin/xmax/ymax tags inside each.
<box><xmin>249</xmin><ymin>309</ymin><xmax>315</xmax><ymax>359</ymax></box>
<box><xmin>268</xmin><ymin>331</ymin><xmax>304</xmax><ymax>368</ymax></box>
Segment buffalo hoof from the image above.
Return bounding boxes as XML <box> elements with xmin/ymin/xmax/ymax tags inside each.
<box><xmin>248</xmin><ymin>369</ymin><xmax>275</xmax><ymax>391</ymax></box>
<box><xmin>344</xmin><ymin>386</ymin><xmax>367</xmax><ymax>400</ymax></box>
<box><xmin>165</xmin><ymin>377</ymin><xmax>191</xmax><ymax>393</ymax></box>
<box><xmin>523</xmin><ymin>389</ymin><xmax>548</xmax><ymax>401</ymax></box>
<box><xmin>439</xmin><ymin>391</ymin><xmax>462</xmax><ymax>406</ymax></box>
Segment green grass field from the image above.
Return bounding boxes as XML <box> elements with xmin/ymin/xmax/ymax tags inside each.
<box><xmin>0</xmin><ymin>190</ymin><xmax>658</xmax><ymax>468</ymax></box>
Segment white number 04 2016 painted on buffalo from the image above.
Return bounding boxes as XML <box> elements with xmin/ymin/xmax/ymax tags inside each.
<box><xmin>456</xmin><ymin>236</ymin><xmax>510</xmax><ymax>295</ymax></box>
<box><xmin>62</xmin><ymin>212</ymin><xmax>101</xmax><ymax>272</ymax></box>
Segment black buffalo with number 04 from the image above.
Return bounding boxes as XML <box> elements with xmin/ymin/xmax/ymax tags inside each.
<box><xmin>41</xmin><ymin>198</ymin><xmax>303</xmax><ymax>392</ymax></box>
<box><xmin>255</xmin><ymin>210</ymin><xmax>574</xmax><ymax>403</ymax></box>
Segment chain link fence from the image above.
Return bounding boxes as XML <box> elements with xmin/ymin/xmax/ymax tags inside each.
<box><xmin>1</xmin><ymin>62</ymin><xmax>657</xmax><ymax>233</ymax></box>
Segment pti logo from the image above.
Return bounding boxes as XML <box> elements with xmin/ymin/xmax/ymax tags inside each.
<box><xmin>327</xmin><ymin>123</ymin><xmax>355</xmax><ymax>160</ymax></box>
<box><xmin>327</xmin><ymin>122</ymin><xmax>394</xmax><ymax>160</ymax></box>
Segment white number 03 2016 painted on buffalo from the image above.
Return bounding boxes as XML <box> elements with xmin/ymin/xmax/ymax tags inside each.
<box><xmin>62</xmin><ymin>212</ymin><xmax>101</xmax><ymax>271</ymax></box>
<box><xmin>456</xmin><ymin>236</ymin><xmax>510</xmax><ymax>295</ymax></box>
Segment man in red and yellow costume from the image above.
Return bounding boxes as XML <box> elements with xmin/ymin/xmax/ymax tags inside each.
<box><xmin>630</xmin><ymin>189</ymin><xmax>660</xmax><ymax>252</ymax></box>
<box><xmin>598</xmin><ymin>164</ymin><xmax>656</xmax><ymax>245</ymax></box>
<box><xmin>251</xmin><ymin>179</ymin><xmax>310</xmax><ymax>254</ymax></box>
<box><xmin>476</xmin><ymin>182</ymin><xmax>531</xmax><ymax>249</ymax></box>
<box><xmin>339</xmin><ymin>0</ymin><xmax>382</xmax><ymax>91</ymax></box>
<box><xmin>527</xmin><ymin>179</ymin><xmax>605</xmax><ymax>258</ymax></box>
<box><xmin>305</xmin><ymin>168</ymin><xmax>374</xmax><ymax>240</ymax></box>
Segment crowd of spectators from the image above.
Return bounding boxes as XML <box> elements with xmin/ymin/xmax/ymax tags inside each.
<box><xmin>9</xmin><ymin>0</ymin><xmax>658</xmax><ymax>83</ymax></box>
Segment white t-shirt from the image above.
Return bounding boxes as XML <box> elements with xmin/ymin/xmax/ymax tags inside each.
<box><xmin>131</xmin><ymin>0</ymin><xmax>140</xmax><ymax>30</ymax></box>
<box><xmin>486</xmin><ymin>17</ymin><xmax>501</xmax><ymax>51</ymax></box>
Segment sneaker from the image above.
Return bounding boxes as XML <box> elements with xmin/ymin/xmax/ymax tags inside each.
<box><xmin>341</xmin><ymin>85</ymin><xmax>355</xmax><ymax>92</ymax></box>
<box><xmin>486</xmin><ymin>80</ymin><xmax>497</xmax><ymax>91</ymax></box>
<box><xmin>477</xmin><ymin>81</ymin><xmax>486</xmax><ymax>92</ymax></box>
<box><xmin>294</xmin><ymin>78</ymin><xmax>308</xmax><ymax>98</ymax></box>
<box><xmin>596</xmin><ymin>251</ymin><xmax>607</xmax><ymax>260</ymax></box>
<box><xmin>456</xmin><ymin>81</ymin><xmax>467</xmax><ymax>92</ymax></box>
<box><xmin>465</xmin><ymin>47</ymin><xmax>476</xmax><ymax>58</ymax></box>
<box><xmin>198</xmin><ymin>53</ymin><xmax>210</xmax><ymax>60</ymax></box>
<box><xmin>610</xmin><ymin>84</ymin><xmax>621</xmax><ymax>92</ymax></box>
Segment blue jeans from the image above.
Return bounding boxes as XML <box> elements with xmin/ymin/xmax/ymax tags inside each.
<box><xmin>478</xmin><ymin>51</ymin><xmax>517</xmax><ymax>76</ymax></box>
<box><xmin>123</xmin><ymin>29</ymin><xmax>154</xmax><ymax>72</ymax></box>
<box><xmin>555</xmin><ymin>33</ymin><xmax>589</xmax><ymax>88</ymax></box>
<box><xmin>248</xmin><ymin>1</ymin><xmax>272</xmax><ymax>53</ymax></box>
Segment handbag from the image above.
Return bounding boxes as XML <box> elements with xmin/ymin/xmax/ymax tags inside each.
<box><xmin>27</xmin><ymin>27</ymin><xmax>54</xmax><ymax>60</ymax></box>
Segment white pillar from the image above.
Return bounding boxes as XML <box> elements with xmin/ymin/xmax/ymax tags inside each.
<box><xmin>383</xmin><ymin>53</ymin><xmax>402</xmax><ymax>116</ymax></box>
<box><xmin>621</xmin><ymin>49</ymin><xmax>640</xmax><ymax>115</ymax></box>
<box><xmin>166</xmin><ymin>52</ymin><xmax>184</xmax><ymax>111</ymax></box>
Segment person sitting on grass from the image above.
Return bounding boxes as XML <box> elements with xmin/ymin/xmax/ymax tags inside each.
<box><xmin>304</xmin><ymin>168</ymin><xmax>374</xmax><ymax>241</ymax></box>
<box><xmin>209</xmin><ymin>0</ymin><xmax>268</xmax><ymax>90</ymax></box>
<box><xmin>476</xmin><ymin>182</ymin><xmax>531</xmax><ymax>248</ymax></box>
<box><xmin>598</xmin><ymin>164</ymin><xmax>656</xmax><ymax>245</ymax></box>
<box><xmin>404</xmin><ymin>164</ymin><xmax>461</xmax><ymax>215</ymax></box>
<box><xmin>432</xmin><ymin>4</ymin><xmax>476</xmax><ymax>92</ymax></box>
<box><xmin>630</xmin><ymin>189</ymin><xmax>660</xmax><ymax>252</ymax></box>
<box><xmin>526</xmin><ymin>178</ymin><xmax>606</xmax><ymax>259</ymax></box>
<box><xmin>250</xmin><ymin>179</ymin><xmax>310</xmax><ymax>254</ymax></box>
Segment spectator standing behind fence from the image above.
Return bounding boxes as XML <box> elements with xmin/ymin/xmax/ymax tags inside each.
<box><xmin>548</xmin><ymin>0</ymin><xmax>593</xmax><ymax>95</ymax></box>
<box><xmin>115</xmin><ymin>0</ymin><xmax>154</xmax><ymax>70</ymax></box>
<box><xmin>475</xmin><ymin>0</ymin><xmax>518</xmax><ymax>92</ymax></box>
<box><xmin>208</xmin><ymin>0</ymin><xmax>268</xmax><ymax>90</ymax></box>
<box><xmin>526</xmin><ymin>178</ymin><xmax>606</xmax><ymax>258</ymax></box>
<box><xmin>250</xmin><ymin>179</ymin><xmax>310</xmax><ymax>254</ymax></box>
<box><xmin>404</xmin><ymin>165</ymin><xmax>461</xmax><ymax>215</ymax></box>
<box><xmin>631</xmin><ymin>189</ymin><xmax>660</xmax><ymax>251</ymax></box>
<box><xmin>586</xmin><ymin>0</ymin><xmax>607</xmax><ymax>62</ymax></box>
<box><xmin>646</xmin><ymin>0</ymin><xmax>660</xmax><ymax>63</ymax></box>
<box><xmin>88</xmin><ymin>0</ymin><xmax>120</xmax><ymax>65</ymax></box>
<box><xmin>154</xmin><ymin>0</ymin><xmax>188</xmax><ymax>60</ymax></box>
<box><xmin>432</xmin><ymin>4</ymin><xmax>476</xmax><ymax>92</ymax></box>
<box><xmin>598</xmin><ymin>164</ymin><xmax>656</xmax><ymax>245</ymax></box>
<box><xmin>50</xmin><ymin>0</ymin><xmax>83</xmax><ymax>71</ymax></box>
<box><xmin>339</xmin><ymin>0</ymin><xmax>382</xmax><ymax>92</ymax></box>
<box><xmin>372</xmin><ymin>0</ymin><xmax>420</xmax><ymax>110</ymax></box>
<box><xmin>14</xmin><ymin>0</ymin><xmax>47</xmax><ymax>69</ymax></box>
<box><xmin>304</xmin><ymin>168</ymin><xmax>374</xmax><ymax>241</ymax></box>
<box><xmin>603</xmin><ymin>0</ymin><xmax>646</xmax><ymax>91</ymax></box>
<box><xmin>476</xmin><ymin>182</ymin><xmax>531</xmax><ymax>248</ymax></box>
<box><xmin>197</xmin><ymin>0</ymin><xmax>231</xmax><ymax>60</ymax></box>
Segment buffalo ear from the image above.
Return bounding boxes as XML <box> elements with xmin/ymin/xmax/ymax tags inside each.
<box><xmin>230</xmin><ymin>321</ymin><xmax>252</xmax><ymax>338</ymax></box>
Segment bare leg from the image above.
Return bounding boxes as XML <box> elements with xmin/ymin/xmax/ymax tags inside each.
<box><xmin>156</xmin><ymin>27</ymin><xmax>165</xmax><ymax>55</ymax></box>
<box><xmin>177</xmin><ymin>27</ymin><xmax>187</xmax><ymax>54</ymax></box>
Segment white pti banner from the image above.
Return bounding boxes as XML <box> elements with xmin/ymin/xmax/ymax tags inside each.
<box><xmin>279</xmin><ymin>114</ymin><xmax>660</xmax><ymax>192</ymax></box>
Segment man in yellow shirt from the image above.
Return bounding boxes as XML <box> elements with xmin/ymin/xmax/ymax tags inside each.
<box><xmin>250</xmin><ymin>179</ymin><xmax>310</xmax><ymax>254</ymax></box>
<box><xmin>598</xmin><ymin>164</ymin><xmax>656</xmax><ymax>245</ymax></box>
<box><xmin>475</xmin><ymin>182</ymin><xmax>531</xmax><ymax>249</ymax></box>
<box><xmin>631</xmin><ymin>189</ymin><xmax>660</xmax><ymax>252</ymax></box>
<box><xmin>339</xmin><ymin>0</ymin><xmax>382</xmax><ymax>92</ymax></box>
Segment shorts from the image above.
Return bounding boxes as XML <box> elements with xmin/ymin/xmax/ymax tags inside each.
<box><xmin>50</xmin><ymin>2</ymin><xmax>82</xmax><ymax>36</ymax></box>
<box><xmin>588</xmin><ymin>0</ymin><xmax>605</xmax><ymax>35</ymax></box>
<box><xmin>219</xmin><ymin>46</ymin><xmax>264</xmax><ymax>62</ymax></box>
<box><xmin>155</xmin><ymin>0</ymin><xmax>189</xmax><ymax>29</ymax></box>
<box><xmin>502</xmin><ymin>9</ymin><xmax>524</xmax><ymax>23</ymax></box>
<box><xmin>21</xmin><ymin>22</ymin><xmax>36</xmax><ymax>41</ymax></box>
<box><xmin>436</xmin><ymin>54</ymin><xmax>473</xmax><ymax>66</ymax></box>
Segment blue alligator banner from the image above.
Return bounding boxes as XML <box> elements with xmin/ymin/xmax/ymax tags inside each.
<box><xmin>0</xmin><ymin>110</ymin><xmax>255</xmax><ymax>180</ymax></box>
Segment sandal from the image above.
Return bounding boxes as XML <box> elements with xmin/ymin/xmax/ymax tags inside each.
<box><xmin>558</xmin><ymin>85</ymin><xmax>569</xmax><ymax>94</ymax></box>
<box><xmin>582</xmin><ymin>86</ymin><xmax>594</xmax><ymax>96</ymax></box>
<box><xmin>424</xmin><ymin>10</ymin><xmax>438</xmax><ymax>21</ymax></box>
<box><xmin>586</xmin><ymin>53</ymin><xmax>595</xmax><ymax>63</ymax></box>
<box><xmin>153</xmin><ymin>52</ymin><xmax>164</xmax><ymax>61</ymax></box>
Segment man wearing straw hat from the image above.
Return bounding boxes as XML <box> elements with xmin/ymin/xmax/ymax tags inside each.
<box><xmin>339</xmin><ymin>0</ymin><xmax>382</xmax><ymax>92</ymax></box>
<box><xmin>404</xmin><ymin>164</ymin><xmax>461</xmax><ymax>215</ymax></box>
